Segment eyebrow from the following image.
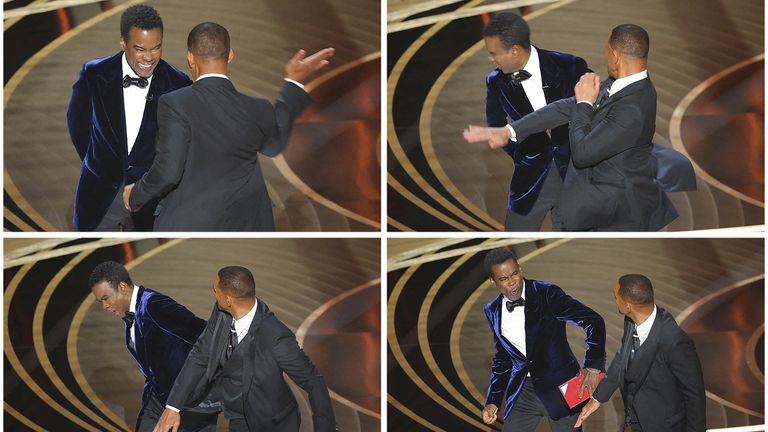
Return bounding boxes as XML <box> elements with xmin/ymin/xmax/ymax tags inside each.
<box><xmin>133</xmin><ymin>43</ymin><xmax>162</xmax><ymax>50</ymax></box>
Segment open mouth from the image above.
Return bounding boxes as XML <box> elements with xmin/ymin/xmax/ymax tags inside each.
<box><xmin>137</xmin><ymin>62</ymin><xmax>154</xmax><ymax>74</ymax></box>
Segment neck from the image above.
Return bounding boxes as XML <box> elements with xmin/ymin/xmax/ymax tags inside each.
<box><xmin>629</xmin><ymin>305</ymin><xmax>653</xmax><ymax>326</ymax></box>
<box><xmin>230</xmin><ymin>298</ymin><xmax>256</xmax><ymax>320</ymax></box>
<box><xmin>197</xmin><ymin>61</ymin><xmax>228</xmax><ymax>78</ymax></box>
<box><xmin>518</xmin><ymin>47</ymin><xmax>531</xmax><ymax>70</ymax></box>
<box><xmin>617</xmin><ymin>60</ymin><xmax>646</xmax><ymax>79</ymax></box>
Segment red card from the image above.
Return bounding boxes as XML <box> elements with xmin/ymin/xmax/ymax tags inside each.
<box><xmin>558</xmin><ymin>372</ymin><xmax>605</xmax><ymax>408</ymax></box>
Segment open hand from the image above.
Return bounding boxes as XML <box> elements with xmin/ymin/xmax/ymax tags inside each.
<box><xmin>152</xmin><ymin>408</ymin><xmax>181</xmax><ymax>432</ymax></box>
<box><xmin>574</xmin><ymin>398</ymin><xmax>601</xmax><ymax>427</ymax></box>
<box><xmin>285</xmin><ymin>47</ymin><xmax>335</xmax><ymax>84</ymax></box>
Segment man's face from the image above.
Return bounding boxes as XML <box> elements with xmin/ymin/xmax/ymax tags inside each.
<box><xmin>490</xmin><ymin>259</ymin><xmax>524</xmax><ymax>300</ymax></box>
<box><xmin>212</xmin><ymin>274</ymin><xmax>230</xmax><ymax>314</ymax></box>
<box><xmin>484</xmin><ymin>36</ymin><xmax>524</xmax><ymax>74</ymax></box>
<box><xmin>613</xmin><ymin>281</ymin><xmax>629</xmax><ymax>315</ymax></box>
<box><xmin>120</xmin><ymin>26</ymin><xmax>163</xmax><ymax>78</ymax></box>
<box><xmin>605</xmin><ymin>36</ymin><xmax>619</xmax><ymax>79</ymax></box>
<box><xmin>92</xmin><ymin>281</ymin><xmax>131</xmax><ymax>317</ymax></box>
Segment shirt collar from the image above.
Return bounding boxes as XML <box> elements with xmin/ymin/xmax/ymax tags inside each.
<box><xmin>234</xmin><ymin>299</ymin><xmax>258</xmax><ymax>336</ymax></box>
<box><xmin>196</xmin><ymin>73</ymin><xmax>230</xmax><ymax>82</ymax></box>
<box><xmin>520</xmin><ymin>46</ymin><xmax>541</xmax><ymax>80</ymax></box>
<box><xmin>608</xmin><ymin>69</ymin><xmax>648</xmax><ymax>96</ymax></box>
<box><xmin>121</xmin><ymin>52</ymin><xmax>154</xmax><ymax>84</ymax></box>
<box><xmin>635</xmin><ymin>304</ymin><xmax>657</xmax><ymax>342</ymax></box>
<box><xmin>129</xmin><ymin>284</ymin><xmax>140</xmax><ymax>314</ymax></box>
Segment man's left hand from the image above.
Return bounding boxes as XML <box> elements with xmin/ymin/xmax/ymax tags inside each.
<box><xmin>123</xmin><ymin>184</ymin><xmax>134</xmax><ymax>211</ymax></box>
<box><xmin>575</xmin><ymin>72</ymin><xmax>600</xmax><ymax>105</ymax></box>
<box><xmin>285</xmin><ymin>47</ymin><xmax>335</xmax><ymax>84</ymax></box>
<box><xmin>462</xmin><ymin>125</ymin><xmax>511</xmax><ymax>149</ymax></box>
<box><xmin>578</xmin><ymin>367</ymin><xmax>601</xmax><ymax>398</ymax></box>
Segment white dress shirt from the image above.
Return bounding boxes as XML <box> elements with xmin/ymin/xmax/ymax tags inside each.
<box><xmin>634</xmin><ymin>304</ymin><xmax>657</xmax><ymax>347</ymax></box>
<box><xmin>608</xmin><ymin>69</ymin><xmax>648</xmax><ymax>97</ymax></box>
<box><xmin>128</xmin><ymin>284</ymin><xmax>140</xmax><ymax>346</ymax></box>
<box><xmin>233</xmin><ymin>300</ymin><xmax>258</xmax><ymax>343</ymax></box>
<box><xmin>519</xmin><ymin>46</ymin><xmax>548</xmax><ymax>112</ymax></box>
<box><xmin>121</xmin><ymin>53</ymin><xmax>152</xmax><ymax>155</ymax></box>
<box><xmin>500</xmin><ymin>280</ymin><xmax>527</xmax><ymax>357</ymax></box>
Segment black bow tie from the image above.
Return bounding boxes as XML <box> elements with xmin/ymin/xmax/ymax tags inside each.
<box><xmin>122</xmin><ymin>311</ymin><xmax>135</xmax><ymax>327</ymax></box>
<box><xmin>508</xmin><ymin>70</ymin><xmax>532</xmax><ymax>86</ymax></box>
<box><xmin>122</xmin><ymin>75</ymin><xmax>148</xmax><ymax>89</ymax></box>
<box><xmin>505</xmin><ymin>298</ymin><xmax>525</xmax><ymax>312</ymax></box>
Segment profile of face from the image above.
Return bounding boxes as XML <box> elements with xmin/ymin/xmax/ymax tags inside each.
<box><xmin>604</xmin><ymin>36</ymin><xmax>620</xmax><ymax>79</ymax></box>
<box><xmin>612</xmin><ymin>281</ymin><xmax>629</xmax><ymax>316</ymax></box>
<box><xmin>490</xmin><ymin>259</ymin><xmax>524</xmax><ymax>300</ymax></box>
<box><xmin>484</xmin><ymin>36</ymin><xmax>525</xmax><ymax>74</ymax></box>
<box><xmin>92</xmin><ymin>281</ymin><xmax>132</xmax><ymax>317</ymax></box>
<box><xmin>212</xmin><ymin>274</ymin><xmax>231</xmax><ymax>314</ymax></box>
<box><xmin>120</xmin><ymin>26</ymin><xmax>163</xmax><ymax>78</ymax></box>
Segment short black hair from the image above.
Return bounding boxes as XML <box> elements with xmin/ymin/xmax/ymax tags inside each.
<box><xmin>89</xmin><ymin>261</ymin><xmax>132</xmax><ymax>289</ymax></box>
<box><xmin>483</xmin><ymin>12</ymin><xmax>531</xmax><ymax>51</ymax></box>
<box><xmin>120</xmin><ymin>5</ymin><xmax>163</xmax><ymax>41</ymax></box>
<box><xmin>618</xmin><ymin>274</ymin><xmax>654</xmax><ymax>305</ymax></box>
<box><xmin>187</xmin><ymin>22</ymin><xmax>230</xmax><ymax>60</ymax></box>
<box><xmin>483</xmin><ymin>247</ymin><xmax>519</xmax><ymax>278</ymax></box>
<box><xmin>609</xmin><ymin>24</ymin><xmax>649</xmax><ymax>59</ymax></box>
<box><xmin>217</xmin><ymin>266</ymin><xmax>256</xmax><ymax>298</ymax></box>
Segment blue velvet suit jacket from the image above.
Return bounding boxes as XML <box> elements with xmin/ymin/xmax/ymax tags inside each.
<box><xmin>67</xmin><ymin>52</ymin><xmax>191</xmax><ymax>230</ymax></box>
<box><xmin>485</xmin><ymin>47</ymin><xmax>589</xmax><ymax>215</ymax></box>
<box><xmin>127</xmin><ymin>286</ymin><xmax>206</xmax><ymax>425</ymax></box>
<box><xmin>484</xmin><ymin>279</ymin><xmax>605</xmax><ymax>420</ymax></box>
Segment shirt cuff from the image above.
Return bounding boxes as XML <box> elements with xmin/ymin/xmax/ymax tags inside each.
<box><xmin>284</xmin><ymin>78</ymin><xmax>305</xmax><ymax>90</ymax></box>
<box><xmin>505</xmin><ymin>124</ymin><xmax>517</xmax><ymax>142</ymax></box>
<box><xmin>577</xmin><ymin>100</ymin><xmax>594</xmax><ymax>107</ymax></box>
<box><xmin>165</xmin><ymin>405</ymin><xmax>180</xmax><ymax>413</ymax></box>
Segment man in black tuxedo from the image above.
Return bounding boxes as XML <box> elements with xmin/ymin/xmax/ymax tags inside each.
<box><xmin>153</xmin><ymin>266</ymin><xmax>336</xmax><ymax>432</ymax></box>
<box><xmin>481</xmin><ymin>248</ymin><xmax>606</xmax><ymax>431</ymax></box>
<box><xmin>123</xmin><ymin>22</ymin><xmax>334</xmax><ymax>231</ymax></box>
<box><xmin>575</xmin><ymin>274</ymin><xmax>706</xmax><ymax>431</ymax></box>
<box><xmin>465</xmin><ymin>24</ymin><xmax>677</xmax><ymax>231</ymax></box>
<box><xmin>482</xmin><ymin>13</ymin><xmax>590</xmax><ymax>231</ymax></box>
<box><xmin>89</xmin><ymin>261</ymin><xmax>217</xmax><ymax>431</ymax></box>
<box><xmin>67</xmin><ymin>5</ymin><xmax>192</xmax><ymax>231</ymax></box>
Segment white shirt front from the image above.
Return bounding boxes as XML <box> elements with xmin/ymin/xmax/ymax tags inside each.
<box><xmin>128</xmin><ymin>284</ymin><xmax>140</xmax><ymax>346</ymax></box>
<box><xmin>634</xmin><ymin>304</ymin><xmax>657</xmax><ymax>347</ymax></box>
<box><xmin>500</xmin><ymin>280</ymin><xmax>527</xmax><ymax>357</ymax></box>
<box><xmin>233</xmin><ymin>300</ymin><xmax>259</xmax><ymax>343</ymax></box>
<box><xmin>121</xmin><ymin>53</ymin><xmax>152</xmax><ymax>156</ymax></box>
<box><xmin>519</xmin><ymin>46</ymin><xmax>547</xmax><ymax>112</ymax></box>
<box><xmin>608</xmin><ymin>69</ymin><xmax>648</xmax><ymax>97</ymax></box>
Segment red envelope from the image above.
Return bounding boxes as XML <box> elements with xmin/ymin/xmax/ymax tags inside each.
<box><xmin>558</xmin><ymin>372</ymin><xmax>605</xmax><ymax>408</ymax></box>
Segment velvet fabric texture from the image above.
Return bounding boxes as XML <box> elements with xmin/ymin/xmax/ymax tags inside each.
<box><xmin>128</xmin><ymin>286</ymin><xmax>206</xmax><ymax>425</ymax></box>
<box><xmin>484</xmin><ymin>279</ymin><xmax>606</xmax><ymax>421</ymax></box>
<box><xmin>67</xmin><ymin>52</ymin><xmax>192</xmax><ymax>230</ymax></box>
<box><xmin>485</xmin><ymin>47</ymin><xmax>590</xmax><ymax>216</ymax></box>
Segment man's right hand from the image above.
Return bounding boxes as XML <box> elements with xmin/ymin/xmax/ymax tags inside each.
<box><xmin>285</xmin><ymin>47</ymin><xmax>335</xmax><ymax>84</ymax></box>
<box><xmin>152</xmin><ymin>408</ymin><xmax>181</xmax><ymax>432</ymax></box>
<box><xmin>574</xmin><ymin>398</ymin><xmax>601</xmax><ymax>427</ymax></box>
<box><xmin>482</xmin><ymin>404</ymin><xmax>498</xmax><ymax>424</ymax></box>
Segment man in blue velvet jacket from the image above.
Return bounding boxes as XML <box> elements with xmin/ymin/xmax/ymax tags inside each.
<box><xmin>483</xmin><ymin>13</ymin><xmax>589</xmax><ymax>231</ymax></box>
<box><xmin>481</xmin><ymin>248</ymin><xmax>606</xmax><ymax>431</ymax></box>
<box><xmin>89</xmin><ymin>261</ymin><xmax>218</xmax><ymax>431</ymax></box>
<box><xmin>67</xmin><ymin>5</ymin><xmax>192</xmax><ymax>231</ymax></box>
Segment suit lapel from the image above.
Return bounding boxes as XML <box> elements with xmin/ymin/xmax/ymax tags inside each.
<box><xmin>241</xmin><ymin>300</ymin><xmax>266</xmax><ymax>402</ymax></box>
<box><xmin>625</xmin><ymin>307</ymin><xmax>662</xmax><ymax>389</ymax></box>
<box><xmin>537</xmin><ymin>48</ymin><xmax>564</xmax><ymax>104</ymax></box>
<box><xmin>522</xmin><ymin>280</ymin><xmax>540</xmax><ymax>356</ymax></box>
<box><xmin>490</xmin><ymin>295</ymin><xmax>518</xmax><ymax>357</ymax></box>
<box><xmin>102</xmin><ymin>53</ymin><xmax>128</xmax><ymax>158</ymax></box>
<box><xmin>133</xmin><ymin>286</ymin><xmax>147</xmax><ymax>368</ymax></box>
<box><xmin>206</xmin><ymin>309</ymin><xmax>229</xmax><ymax>380</ymax></box>
<box><xmin>619</xmin><ymin>317</ymin><xmax>633</xmax><ymax>382</ymax></box>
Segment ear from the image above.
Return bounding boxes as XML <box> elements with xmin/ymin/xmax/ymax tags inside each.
<box><xmin>119</xmin><ymin>37</ymin><xmax>127</xmax><ymax>52</ymax></box>
<box><xmin>187</xmin><ymin>51</ymin><xmax>194</xmax><ymax>69</ymax></box>
<box><xmin>227</xmin><ymin>48</ymin><xmax>235</xmax><ymax>64</ymax></box>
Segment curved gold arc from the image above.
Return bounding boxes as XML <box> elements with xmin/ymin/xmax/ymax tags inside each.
<box><xmin>295</xmin><ymin>278</ymin><xmax>382</xmax><ymax>419</ymax></box>
<box><xmin>388</xmin><ymin>238</ymin><xmax>536</xmax><ymax>271</ymax></box>
<box><xmin>3</xmin><ymin>0</ymin><xmax>46</xmax><ymax>30</ymax></box>
<box><xmin>388</xmin><ymin>249</ymin><xmax>492</xmax><ymax>430</ymax></box>
<box><xmin>418</xmin><ymin>0</ymin><xmax>582</xmax><ymax>233</ymax></box>
<box><xmin>5</xmin><ymin>238</ymin><xmax>73</xmax><ymax>261</ymax></box>
<box><xmin>450</xmin><ymin>238</ymin><xmax>573</xmax><ymax>407</ymax></box>
<box><xmin>745</xmin><ymin>324</ymin><xmax>764</xmax><ymax>384</ymax></box>
<box><xmin>387</xmin><ymin>394</ymin><xmax>443</xmax><ymax>431</ymax></box>
<box><xmin>4</xmin><ymin>0</ymin><xmax>147</xmax><ymax>232</ymax></box>
<box><xmin>668</xmin><ymin>54</ymin><xmax>765</xmax><ymax>209</ymax></box>
<box><xmin>272</xmin><ymin>52</ymin><xmax>382</xmax><ymax>230</ymax></box>
<box><xmin>388</xmin><ymin>174</ymin><xmax>475</xmax><ymax>230</ymax></box>
<box><xmin>4</xmin><ymin>402</ymin><xmax>47</xmax><ymax>432</ymax></box>
<box><xmin>387</xmin><ymin>216</ymin><xmax>412</xmax><ymax>232</ymax></box>
<box><xmin>67</xmin><ymin>238</ymin><xmax>188</xmax><ymax>431</ymax></box>
<box><xmin>417</xmin><ymin>239</ymin><xmax>496</xmax><ymax>420</ymax></box>
<box><xmin>4</xmin><ymin>205</ymin><xmax>37</xmax><ymax>232</ymax></box>
<box><xmin>387</xmin><ymin>0</ymin><xmax>496</xmax><ymax>232</ymax></box>
<box><xmin>33</xmin><ymin>248</ymin><xmax>125</xmax><ymax>431</ymax></box>
<box><xmin>4</xmin><ymin>171</ymin><xmax>58</xmax><ymax>231</ymax></box>
<box><xmin>4</xmin><ymin>252</ymin><xmax>101</xmax><ymax>431</ymax></box>
<box><xmin>5</xmin><ymin>238</ymin><xmax>139</xmax><ymax>269</ymax></box>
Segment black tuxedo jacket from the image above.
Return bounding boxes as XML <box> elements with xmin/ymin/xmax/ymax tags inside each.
<box><xmin>67</xmin><ymin>52</ymin><xmax>192</xmax><ymax>230</ymax></box>
<box><xmin>593</xmin><ymin>307</ymin><xmax>706</xmax><ymax>432</ymax></box>
<box><xmin>128</xmin><ymin>77</ymin><xmax>310</xmax><ymax>231</ymax></box>
<box><xmin>511</xmin><ymin>76</ymin><xmax>678</xmax><ymax>231</ymax></box>
<box><xmin>128</xmin><ymin>286</ymin><xmax>206</xmax><ymax>427</ymax></box>
<box><xmin>167</xmin><ymin>300</ymin><xmax>336</xmax><ymax>432</ymax></box>
<box><xmin>486</xmin><ymin>47</ymin><xmax>590</xmax><ymax>216</ymax></box>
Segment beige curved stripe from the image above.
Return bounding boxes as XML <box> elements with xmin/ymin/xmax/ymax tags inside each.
<box><xmin>67</xmin><ymin>238</ymin><xmax>188</xmax><ymax>431</ymax></box>
<box><xmin>387</xmin><ymin>0</ymin><xmax>496</xmax><ymax>232</ymax></box>
<box><xmin>668</xmin><ymin>54</ymin><xmax>765</xmax><ymax>209</ymax></box>
<box><xmin>295</xmin><ymin>279</ymin><xmax>381</xmax><ymax>419</ymax></box>
<box><xmin>4</xmin><ymin>238</ymin><xmax>73</xmax><ymax>261</ymax></box>
<box><xmin>4</xmin><ymin>171</ymin><xmax>58</xmax><ymax>231</ymax></box>
<box><xmin>4</xmin><ymin>402</ymin><xmax>47</xmax><ymax>432</ymax></box>
<box><xmin>388</xmin><ymin>174</ymin><xmax>475</xmax><ymax>230</ymax></box>
<box><xmin>4</xmin><ymin>205</ymin><xmax>38</xmax><ymax>232</ymax></box>
<box><xmin>388</xmin><ymin>395</ymin><xmax>443</xmax><ymax>431</ymax></box>
<box><xmin>4</xmin><ymin>252</ymin><xmax>101</xmax><ymax>431</ymax></box>
<box><xmin>3</xmin><ymin>0</ymin><xmax>47</xmax><ymax>30</ymax></box>
<box><xmin>4</xmin><ymin>0</ymin><xmax>107</xmax><ymax>19</ymax></box>
<box><xmin>388</xmin><ymin>0</ymin><xmax>464</xmax><ymax>23</ymax></box>
<box><xmin>33</xmin><ymin>249</ymin><xmax>124</xmax><ymax>431</ymax></box>
<box><xmin>388</xmin><ymin>238</ymin><xmax>536</xmax><ymax>271</ymax></box>
<box><xmin>745</xmin><ymin>324</ymin><xmax>764</xmax><ymax>384</ymax></box>
<box><xmin>387</xmin><ymin>216</ymin><xmax>412</xmax><ymax>232</ymax></box>
<box><xmin>419</xmin><ymin>0</ymin><xmax>581</xmax><ymax>233</ymax></box>
<box><xmin>4</xmin><ymin>0</ymin><xmax>147</xmax><ymax>231</ymax></box>
<box><xmin>5</xmin><ymin>238</ymin><xmax>139</xmax><ymax>269</ymax></box>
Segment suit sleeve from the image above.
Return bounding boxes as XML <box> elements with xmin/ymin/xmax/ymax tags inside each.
<box><xmin>484</xmin><ymin>308</ymin><xmax>512</xmax><ymax>407</ymax></box>
<box><xmin>166</xmin><ymin>304</ymin><xmax>217</xmax><ymax>409</ymax></box>
<box><xmin>145</xmin><ymin>295</ymin><xmax>206</xmax><ymax>345</ymax></box>
<box><xmin>129</xmin><ymin>94</ymin><xmax>191</xmax><ymax>211</ymax></box>
<box><xmin>666</xmin><ymin>333</ymin><xmax>706</xmax><ymax>432</ymax></box>
<box><xmin>258</xmin><ymin>81</ymin><xmax>312</xmax><ymax>157</ymax></box>
<box><xmin>271</xmin><ymin>322</ymin><xmax>336</xmax><ymax>432</ymax></box>
<box><xmin>592</xmin><ymin>340</ymin><xmax>623</xmax><ymax>403</ymax></box>
<box><xmin>67</xmin><ymin>64</ymin><xmax>93</xmax><ymax>161</ymax></box>
<box><xmin>510</xmin><ymin>97</ymin><xmax>575</xmax><ymax>141</ymax></box>
<box><xmin>568</xmin><ymin>101</ymin><xmax>644</xmax><ymax>168</ymax></box>
<box><xmin>546</xmin><ymin>285</ymin><xmax>606</xmax><ymax>370</ymax></box>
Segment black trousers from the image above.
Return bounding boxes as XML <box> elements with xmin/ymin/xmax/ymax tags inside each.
<box><xmin>504</xmin><ymin>162</ymin><xmax>563</xmax><ymax>232</ymax></box>
<box><xmin>135</xmin><ymin>390</ymin><xmax>218</xmax><ymax>432</ymax></box>
<box><xmin>502</xmin><ymin>380</ymin><xmax>581</xmax><ymax>432</ymax></box>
